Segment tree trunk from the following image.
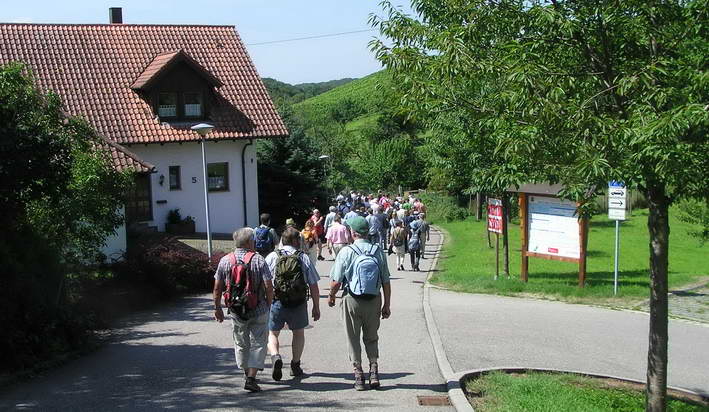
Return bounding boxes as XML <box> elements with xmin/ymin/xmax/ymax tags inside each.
<box><xmin>645</xmin><ymin>182</ymin><xmax>670</xmax><ymax>412</ymax></box>
<box><xmin>502</xmin><ymin>194</ymin><xmax>510</xmax><ymax>277</ymax></box>
<box><xmin>476</xmin><ymin>192</ymin><xmax>483</xmax><ymax>221</ymax></box>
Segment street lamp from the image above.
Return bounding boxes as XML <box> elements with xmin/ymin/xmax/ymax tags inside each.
<box><xmin>191</xmin><ymin>123</ymin><xmax>215</xmax><ymax>259</ymax></box>
<box><xmin>318</xmin><ymin>155</ymin><xmax>335</xmax><ymax>196</ymax></box>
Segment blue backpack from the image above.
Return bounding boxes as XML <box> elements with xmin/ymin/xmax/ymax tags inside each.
<box><xmin>254</xmin><ymin>226</ymin><xmax>273</xmax><ymax>253</ymax></box>
<box><xmin>345</xmin><ymin>244</ymin><xmax>381</xmax><ymax>299</ymax></box>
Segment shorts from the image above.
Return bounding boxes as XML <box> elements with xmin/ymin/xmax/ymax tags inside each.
<box><xmin>269</xmin><ymin>300</ymin><xmax>309</xmax><ymax>331</ymax></box>
<box><xmin>318</xmin><ymin>231</ymin><xmax>326</xmax><ymax>242</ymax></box>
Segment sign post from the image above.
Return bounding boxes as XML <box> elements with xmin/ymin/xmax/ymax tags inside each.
<box><xmin>487</xmin><ymin>198</ymin><xmax>504</xmax><ymax>280</ymax></box>
<box><xmin>608</xmin><ymin>181</ymin><xmax>627</xmax><ymax>295</ymax></box>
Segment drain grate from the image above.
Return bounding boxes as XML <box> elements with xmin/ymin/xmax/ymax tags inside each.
<box><xmin>417</xmin><ymin>395</ymin><xmax>451</xmax><ymax>406</ymax></box>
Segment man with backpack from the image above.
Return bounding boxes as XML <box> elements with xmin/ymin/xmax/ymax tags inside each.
<box><xmin>265</xmin><ymin>227</ymin><xmax>321</xmax><ymax>381</ymax></box>
<box><xmin>327</xmin><ymin>216</ymin><xmax>391</xmax><ymax>391</ymax></box>
<box><xmin>213</xmin><ymin>227</ymin><xmax>274</xmax><ymax>393</ymax></box>
<box><xmin>408</xmin><ymin>216</ymin><xmax>423</xmax><ymax>271</ymax></box>
<box><xmin>254</xmin><ymin>213</ymin><xmax>278</xmax><ymax>258</ymax></box>
<box><xmin>418</xmin><ymin>213</ymin><xmax>431</xmax><ymax>259</ymax></box>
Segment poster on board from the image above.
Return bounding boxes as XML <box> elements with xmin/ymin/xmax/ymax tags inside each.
<box><xmin>527</xmin><ymin>196</ymin><xmax>580</xmax><ymax>259</ymax></box>
<box><xmin>487</xmin><ymin>198</ymin><xmax>503</xmax><ymax>234</ymax></box>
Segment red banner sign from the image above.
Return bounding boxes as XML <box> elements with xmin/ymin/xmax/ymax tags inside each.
<box><xmin>487</xmin><ymin>198</ymin><xmax>504</xmax><ymax>234</ymax></box>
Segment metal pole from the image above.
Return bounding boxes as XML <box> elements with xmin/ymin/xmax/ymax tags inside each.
<box><xmin>495</xmin><ymin>233</ymin><xmax>500</xmax><ymax>280</ymax></box>
<box><xmin>614</xmin><ymin>220</ymin><xmax>620</xmax><ymax>295</ymax></box>
<box><xmin>201</xmin><ymin>138</ymin><xmax>213</xmax><ymax>259</ymax></box>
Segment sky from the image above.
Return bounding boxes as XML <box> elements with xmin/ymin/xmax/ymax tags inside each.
<box><xmin>1</xmin><ymin>0</ymin><xmax>413</xmax><ymax>84</ymax></box>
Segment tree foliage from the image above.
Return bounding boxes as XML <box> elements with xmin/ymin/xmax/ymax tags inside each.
<box><xmin>371</xmin><ymin>1</ymin><xmax>708</xmax><ymax>410</ymax></box>
<box><xmin>257</xmin><ymin>104</ymin><xmax>328</xmax><ymax>225</ymax></box>
<box><xmin>0</xmin><ymin>62</ymin><xmax>132</xmax><ymax>371</ymax></box>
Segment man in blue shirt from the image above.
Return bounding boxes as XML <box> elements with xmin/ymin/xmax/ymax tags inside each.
<box><xmin>328</xmin><ymin>216</ymin><xmax>392</xmax><ymax>391</ymax></box>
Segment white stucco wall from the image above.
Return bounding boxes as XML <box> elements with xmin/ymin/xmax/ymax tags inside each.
<box><xmin>129</xmin><ymin>140</ymin><xmax>260</xmax><ymax>234</ymax></box>
<box><xmin>101</xmin><ymin>207</ymin><xmax>127</xmax><ymax>261</ymax></box>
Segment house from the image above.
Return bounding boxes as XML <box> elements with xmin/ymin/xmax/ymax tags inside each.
<box><xmin>0</xmin><ymin>8</ymin><xmax>288</xmax><ymax>259</ymax></box>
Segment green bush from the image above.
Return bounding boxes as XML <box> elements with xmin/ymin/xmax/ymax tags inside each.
<box><xmin>419</xmin><ymin>192</ymin><xmax>470</xmax><ymax>223</ymax></box>
<box><xmin>115</xmin><ymin>236</ymin><xmax>219</xmax><ymax>298</ymax></box>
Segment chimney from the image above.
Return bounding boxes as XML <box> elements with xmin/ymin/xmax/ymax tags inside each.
<box><xmin>109</xmin><ymin>7</ymin><xmax>123</xmax><ymax>24</ymax></box>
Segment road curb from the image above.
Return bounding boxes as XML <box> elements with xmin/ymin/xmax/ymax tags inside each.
<box><xmin>423</xmin><ymin>227</ymin><xmax>473</xmax><ymax>412</ymax></box>
<box><xmin>453</xmin><ymin>367</ymin><xmax>708</xmax><ymax>406</ymax></box>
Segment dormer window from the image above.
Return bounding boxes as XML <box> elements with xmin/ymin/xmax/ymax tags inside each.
<box><xmin>184</xmin><ymin>92</ymin><xmax>203</xmax><ymax>118</ymax></box>
<box><xmin>132</xmin><ymin>50</ymin><xmax>223</xmax><ymax>123</ymax></box>
<box><xmin>158</xmin><ymin>92</ymin><xmax>178</xmax><ymax>118</ymax></box>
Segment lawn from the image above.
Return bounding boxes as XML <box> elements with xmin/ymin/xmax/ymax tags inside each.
<box><xmin>465</xmin><ymin>371</ymin><xmax>706</xmax><ymax>412</ymax></box>
<box><xmin>432</xmin><ymin>208</ymin><xmax>708</xmax><ymax>304</ymax></box>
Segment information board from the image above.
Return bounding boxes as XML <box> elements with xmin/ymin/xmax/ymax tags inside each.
<box><xmin>487</xmin><ymin>198</ymin><xmax>503</xmax><ymax>234</ymax></box>
<box><xmin>527</xmin><ymin>196</ymin><xmax>580</xmax><ymax>259</ymax></box>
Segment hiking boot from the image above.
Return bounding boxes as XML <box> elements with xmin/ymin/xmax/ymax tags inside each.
<box><xmin>244</xmin><ymin>376</ymin><xmax>261</xmax><ymax>393</ymax></box>
<box><xmin>317</xmin><ymin>255</ymin><xmax>325</xmax><ymax>261</ymax></box>
<box><xmin>369</xmin><ymin>362</ymin><xmax>380</xmax><ymax>389</ymax></box>
<box><xmin>354</xmin><ymin>365</ymin><xmax>366</xmax><ymax>391</ymax></box>
<box><xmin>272</xmin><ymin>354</ymin><xmax>283</xmax><ymax>381</ymax></box>
<box><xmin>290</xmin><ymin>360</ymin><xmax>304</xmax><ymax>377</ymax></box>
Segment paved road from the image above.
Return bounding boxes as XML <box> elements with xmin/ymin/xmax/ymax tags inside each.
<box><xmin>430</xmin><ymin>288</ymin><xmax>709</xmax><ymax>396</ymax></box>
<box><xmin>0</xmin><ymin>236</ymin><xmax>451</xmax><ymax>411</ymax></box>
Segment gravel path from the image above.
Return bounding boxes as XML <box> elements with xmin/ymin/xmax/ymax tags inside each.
<box><xmin>0</xmin><ymin>237</ymin><xmax>451</xmax><ymax>411</ymax></box>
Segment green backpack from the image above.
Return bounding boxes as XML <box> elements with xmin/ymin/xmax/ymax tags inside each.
<box><xmin>274</xmin><ymin>250</ymin><xmax>309</xmax><ymax>307</ymax></box>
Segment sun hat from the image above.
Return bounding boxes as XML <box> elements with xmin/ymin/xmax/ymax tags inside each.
<box><xmin>348</xmin><ymin>216</ymin><xmax>369</xmax><ymax>236</ymax></box>
<box><xmin>285</xmin><ymin>218</ymin><xmax>296</xmax><ymax>226</ymax></box>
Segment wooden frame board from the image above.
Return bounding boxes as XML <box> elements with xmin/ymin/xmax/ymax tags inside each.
<box><xmin>519</xmin><ymin>192</ymin><xmax>589</xmax><ymax>287</ymax></box>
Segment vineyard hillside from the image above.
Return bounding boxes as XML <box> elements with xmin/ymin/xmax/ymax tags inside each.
<box><xmin>294</xmin><ymin>70</ymin><xmax>391</xmax><ymax>116</ymax></box>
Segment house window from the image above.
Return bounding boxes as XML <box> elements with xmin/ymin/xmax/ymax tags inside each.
<box><xmin>158</xmin><ymin>92</ymin><xmax>177</xmax><ymax>118</ymax></box>
<box><xmin>169</xmin><ymin>166</ymin><xmax>181</xmax><ymax>190</ymax></box>
<box><xmin>184</xmin><ymin>92</ymin><xmax>203</xmax><ymax>117</ymax></box>
<box><xmin>207</xmin><ymin>162</ymin><xmax>229</xmax><ymax>191</ymax></box>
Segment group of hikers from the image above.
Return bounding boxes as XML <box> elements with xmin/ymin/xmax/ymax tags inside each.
<box><xmin>212</xmin><ymin>191</ymin><xmax>430</xmax><ymax>393</ymax></box>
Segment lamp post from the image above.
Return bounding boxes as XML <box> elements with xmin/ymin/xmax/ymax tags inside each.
<box><xmin>191</xmin><ymin>123</ymin><xmax>215</xmax><ymax>259</ymax></box>
<box><xmin>318</xmin><ymin>155</ymin><xmax>334</xmax><ymax>196</ymax></box>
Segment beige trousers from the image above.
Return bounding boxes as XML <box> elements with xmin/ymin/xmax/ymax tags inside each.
<box><xmin>231</xmin><ymin>312</ymin><xmax>269</xmax><ymax>370</ymax></box>
<box><xmin>341</xmin><ymin>294</ymin><xmax>381</xmax><ymax>365</ymax></box>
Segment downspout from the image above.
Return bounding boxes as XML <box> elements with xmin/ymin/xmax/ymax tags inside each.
<box><xmin>241</xmin><ymin>139</ymin><xmax>253</xmax><ymax>227</ymax></box>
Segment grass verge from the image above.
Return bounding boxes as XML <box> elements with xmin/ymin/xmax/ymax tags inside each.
<box><xmin>432</xmin><ymin>208</ymin><xmax>708</xmax><ymax>305</ymax></box>
<box><xmin>465</xmin><ymin>371</ymin><xmax>707</xmax><ymax>412</ymax></box>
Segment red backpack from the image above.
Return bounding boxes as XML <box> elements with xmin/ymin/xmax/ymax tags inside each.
<box><xmin>223</xmin><ymin>251</ymin><xmax>258</xmax><ymax>320</ymax></box>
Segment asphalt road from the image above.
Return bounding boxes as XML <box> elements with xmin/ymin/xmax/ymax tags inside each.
<box><xmin>4</xmin><ymin>227</ymin><xmax>707</xmax><ymax>411</ymax></box>
<box><xmin>1</xmin><ymin>236</ymin><xmax>451</xmax><ymax>411</ymax></box>
<box><xmin>430</xmin><ymin>288</ymin><xmax>709</xmax><ymax>396</ymax></box>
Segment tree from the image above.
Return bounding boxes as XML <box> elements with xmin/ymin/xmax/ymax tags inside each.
<box><xmin>371</xmin><ymin>1</ymin><xmax>708</xmax><ymax>410</ymax></box>
<box><xmin>257</xmin><ymin>103</ymin><xmax>328</xmax><ymax>225</ymax></box>
<box><xmin>1</xmin><ymin>62</ymin><xmax>132</xmax><ymax>370</ymax></box>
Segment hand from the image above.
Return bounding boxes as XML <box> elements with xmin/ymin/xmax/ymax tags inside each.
<box><xmin>214</xmin><ymin>307</ymin><xmax>224</xmax><ymax>323</ymax></box>
<box><xmin>312</xmin><ymin>307</ymin><xmax>321</xmax><ymax>321</ymax></box>
<box><xmin>381</xmin><ymin>305</ymin><xmax>391</xmax><ymax>319</ymax></box>
<box><xmin>328</xmin><ymin>295</ymin><xmax>336</xmax><ymax>307</ymax></box>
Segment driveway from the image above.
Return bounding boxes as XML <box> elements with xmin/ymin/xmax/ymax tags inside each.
<box><xmin>1</xmin><ymin>238</ymin><xmax>451</xmax><ymax>411</ymax></box>
<box><xmin>429</xmin><ymin>278</ymin><xmax>709</xmax><ymax>396</ymax></box>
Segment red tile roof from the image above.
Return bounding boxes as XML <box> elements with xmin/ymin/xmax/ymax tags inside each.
<box><xmin>99</xmin><ymin>139</ymin><xmax>155</xmax><ymax>173</ymax></box>
<box><xmin>131</xmin><ymin>49</ymin><xmax>223</xmax><ymax>90</ymax></box>
<box><xmin>0</xmin><ymin>23</ymin><xmax>288</xmax><ymax>146</ymax></box>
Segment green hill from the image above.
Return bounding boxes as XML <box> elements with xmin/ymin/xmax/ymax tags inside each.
<box><xmin>294</xmin><ymin>70</ymin><xmax>391</xmax><ymax>116</ymax></box>
<box><xmin>262</xmin><ymin>77</ymin><xmax>356</xmax><ymax>106</ymax></box>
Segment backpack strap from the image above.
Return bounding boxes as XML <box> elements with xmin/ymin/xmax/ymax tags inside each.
<box><xmin>227</xmin><ymin>252</ymin><xmax>237</xmax><ymax>288</ymax></box>
<box><xmin>342</xmin><ymin>245</ymin><xmax>362</xmax><ymax>292</ymax></box>
<box><xmin>368</xmin><ymin>244</ymin><xmax>382</xmax><ymax>289</ymax></box>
